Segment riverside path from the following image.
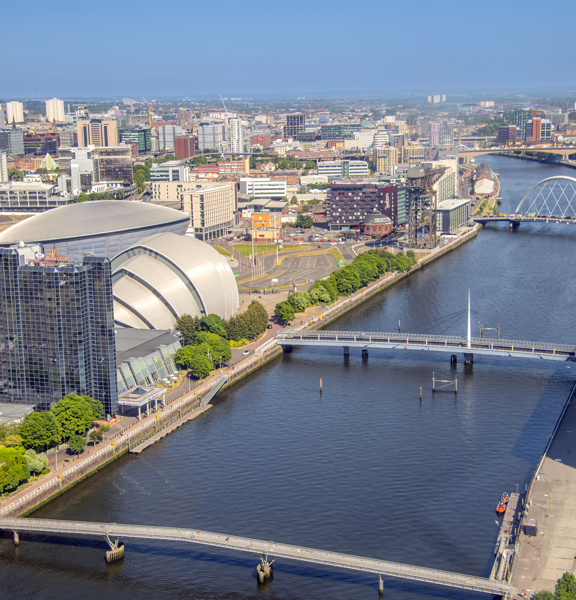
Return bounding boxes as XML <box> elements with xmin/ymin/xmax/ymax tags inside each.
<box><xmin>0</xmin><ymin>517</ymin><xmax>512</xmax><ymax>597</ymax></box>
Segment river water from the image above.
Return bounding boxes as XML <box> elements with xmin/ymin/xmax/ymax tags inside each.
<box><xmin>2</xmin><ymin>156</ymin><xmax>576</xmax><ymax>600</ymax></box>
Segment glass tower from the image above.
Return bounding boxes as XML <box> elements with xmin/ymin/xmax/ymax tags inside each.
<box><xmin>0</xmin><ymin>247</ymin><xmax>117</xmax><ymax>415</ymax></box>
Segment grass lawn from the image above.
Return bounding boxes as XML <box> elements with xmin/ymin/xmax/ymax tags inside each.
<box><xmin>233</xmin><ymin>243</ymin><xmax>308</xmax><ymax>257</ymax></box>
<box><xmin>215</xmin><ymin>246</ymin><xmax>234</xmax><ymax>258</ymax></box>
<box><xmin>329</xmin><ymin>248</ymin><xmax>345</xmax><ymax>263</ymax></box>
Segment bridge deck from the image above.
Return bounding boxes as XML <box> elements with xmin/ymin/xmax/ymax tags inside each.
<box><xmin>0</xmin><ymin>517</ymin><xmax>511</xmax><ymax>596</ymax></box>
<box><xmin>276</xmin><ymin>330</ymin><xmax>575</xmax><ymax>361</ymax></box>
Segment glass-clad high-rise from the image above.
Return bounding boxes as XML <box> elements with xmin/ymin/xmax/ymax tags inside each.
<box><xmin>0</xmin><ymin>246</ymin><xmax>117</xmax><ymax>414</ymax></box>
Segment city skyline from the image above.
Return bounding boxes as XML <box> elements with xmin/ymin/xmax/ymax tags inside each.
<box><xmin>1</xmin><ymin>0</ymin><xmax>574</xmax><ymax>97</ymax></box>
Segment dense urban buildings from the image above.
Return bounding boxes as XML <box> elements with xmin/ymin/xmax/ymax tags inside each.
<box><xmin>77</xmin><ymin>119</ymin><xmax>119</xmax><ymax>147</ymax></box>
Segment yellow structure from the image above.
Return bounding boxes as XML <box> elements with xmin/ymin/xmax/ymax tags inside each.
<box><xmin>249</xmin><ymin>212</ymin><xmax>282</xmax><ymax>241</ymax></box>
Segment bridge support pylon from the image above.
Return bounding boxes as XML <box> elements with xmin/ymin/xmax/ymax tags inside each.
<box><xmin>343</xmin><ymin>346</ymin><xmax>349</xmax><ymax>357</ymax></box>
<box><xmin>509</xmin><ymin>221</ymin><xmax>520</xmax><ymax>230</ymax></box>
<box><xmin>282</xmin><ymin>345</ymin><xmax>293</xmax><ymax>353</ymax></box>
<box><xmin>450</xmin><ymin>354</ymin><xmax>457</xmax><ymax>365</ymax></box>
<box><xmin>379</xmin><ymin>574</ymin><xmax>384</xmax><ymax>594</ymax></box>
<box><xmin>13</xmin><ymin>530</ymin><xmax>19</xmax><ymax>546</ymax></box>
<box><xmin>464</xmin><ymin>353</ymin><xmax>474</xmax><ymax>365</ymax></box>
<box><xmin>362</xmin><ymin>349</ymin><xmax>368</xmax><ymax>359</ymax></box>
<box><xmin>104</xmin><ymin>535</ymin><xmax>125</xmax><ymax>563</ymax></box>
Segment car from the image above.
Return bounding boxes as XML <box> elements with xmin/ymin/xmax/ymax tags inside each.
<box><xmin>242</xmin><ymin>350</ymin><xmax>251</xmax><ymax>356</ymax></box>
<box><xmin>318</xmin><ymin>244</ymin><xmax>322</xmax><ymax>248</ymax></box>
<box><xmin>267</xmin><ymin>324</ymin><xmax>273</xmax><ymax>329</ymax></box>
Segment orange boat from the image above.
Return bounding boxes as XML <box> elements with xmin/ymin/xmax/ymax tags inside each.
<box><xmin>501</xmin><ymin>493</ymin><xmax>510</xmax><ymax>504</ymax></box>
<box><xmin>496</xmin><ymin>502</ymin><xmax>507</xmax><ymax>515</ymax></box>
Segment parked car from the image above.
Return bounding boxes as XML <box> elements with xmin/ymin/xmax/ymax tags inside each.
<box><xmin>243</xmin><ymin>350</ymin><xmax>251</xmax><ymax>356</ymax></box>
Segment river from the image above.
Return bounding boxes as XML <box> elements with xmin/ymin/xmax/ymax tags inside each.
<box><xmin>2</xmin><ymin>156</ymin><xmax>576</xmax><ymax>600</ymax></box>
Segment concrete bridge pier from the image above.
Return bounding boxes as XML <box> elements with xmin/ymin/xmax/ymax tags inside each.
<box><xmin>282</xmin><ymin>345</ymin><xmax>293</xmax><ymax>353</ymax></box>
<box><xmin>13</xmin><ymin>530</ymin><xmax>19</xmax><ymax>546</ymax></box>
<box><xmin>379</xmin><ymin>574</ymin><xmax>384</xmax><ymax>595</ymax></box>
<box><xmin>509</xmin><ymin>221</ymin><xmax>520</xmax><ymax>230</ymax></box>
<box><xmin>362</xmin><ymin>349</ymin><xmax>368</xmax><ymax>359</ymax></box>
<box><xmin>464</xmin><ymin>353</ymin><xmax>474</xmax><ymax>365</ymax></box>
<box><xmin>450</xmin><ymin>354</ymin><xmax>457</xmax><ymax>365</ymax></box>
<box><xmin>343</xmin><ymin>346</ymin><xmax>349</xmax><ymax>357</ymax></box>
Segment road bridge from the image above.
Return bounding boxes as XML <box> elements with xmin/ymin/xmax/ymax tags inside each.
<box><xmin>0</xmin><ymin>517</ymin><xmax>512</xmax><ymax>597</ymax></box>
<box><xmin>459</xmin><ymin>147</ymin><xmax>575</xmax><ymax>160</ymax></box>
<box><xmin>276</xmin><ymin>330</ymin><xmax>576</xmax><ymax>362</ymax></box>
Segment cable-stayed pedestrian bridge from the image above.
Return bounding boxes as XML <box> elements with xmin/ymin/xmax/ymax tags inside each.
<box><xmin>276</xmin><ymin>329</ymin><xmax>576</xmax><ymax>362</ymax></box>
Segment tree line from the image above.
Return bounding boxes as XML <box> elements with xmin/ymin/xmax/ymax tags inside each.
<box><xmin>274</xmin><ymin>249</ymin><xmax>417</xmax><ymax>322</ymax></box>
<box><xmin>174</xmin><ymin>301</ymin><xmax>269</xmax><ymax>378</ymax></box>
<box><xmin>0</xmin><ymin>394</ymin><xmax>108</xmax><ymax>494</ymax></box>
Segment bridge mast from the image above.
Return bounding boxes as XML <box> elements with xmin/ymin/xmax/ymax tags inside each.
<box><xmin>467</xmin><ymin>290</ymin><xmax>471</xmax><ymax>349</ymax></box>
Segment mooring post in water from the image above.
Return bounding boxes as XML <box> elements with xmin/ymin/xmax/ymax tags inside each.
<box><xmin>398</xmin><ymin>319</ymin><xmax>401</xmax><ymax>333</ymax></box>
<box><xmin>379</xmin><ymin>574</ymin><xmax>384</xmax><ymax>595</ymax></box>
<box><xmin>432</xmin><ymin>372</ymin><xmax>435</xmax><ymax>392</ymax></box>
<box><xmin>13</xmin><ymin>531</ymin><xmax>19</xmax><ymax>546</ymax></box>
<box><xmin>420</xmin><ymin>387</ymin><xmax>422</xmax><ymax>400</ymax></box>
<box><xmin>343</xmin><ymin>346</ymin><xmax>349</xmax><ymax>357</ymax></box>
<box><xmin>320</xmin><ymin>378</ymin><xmax>323</xmax><ymax>393</ymax></box>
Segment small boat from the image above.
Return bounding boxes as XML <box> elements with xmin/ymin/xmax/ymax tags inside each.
<box><xmin>496</xmin><ymin>502</ymin><xmax>507</xmax><ymax>515</ymax></box>
<box><xmin>501</xmin><ymin>492</ymin><xmax>510</xmax><ymax>504</ymax></box>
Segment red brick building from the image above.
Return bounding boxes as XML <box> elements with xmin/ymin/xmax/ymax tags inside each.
<box><xmin>360</xmin><ymin>214</ymin><xmax>393</xmax><ymax>237</ymax></box>
<box><xmin>250</xmin><ymin>133</ymin><xmax>272</xmax><ymax>148</ymax></box>
<box><xmin>175</xmin><ymin>135</ymin><xmax>196</xmax><ymax>160</ymax></box>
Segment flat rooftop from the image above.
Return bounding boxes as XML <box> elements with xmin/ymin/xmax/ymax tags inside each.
<box><xmin>0</xmin><ymin>403</ymin><xmax>34</xmax><ymax>425</ymax></box>
<box><xmin>115</xmin><ymin>328</ymin><xmax>182</xmax><ymax>366</ymax></box>
<box><xmin>437</xmin><ymin>199</ymin><xmax>471</xmax><ymax>210</ymax></box>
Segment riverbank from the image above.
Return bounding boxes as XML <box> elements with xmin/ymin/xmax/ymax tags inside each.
<box><xmin>0</xmin><ymin>226</ymin><xmax>480</xmax><ymax>519</ymax></box>
<box><xmin>495</xmin><ymin>151</ymin><xmax>576</xmax><ymax>171</ymax></box>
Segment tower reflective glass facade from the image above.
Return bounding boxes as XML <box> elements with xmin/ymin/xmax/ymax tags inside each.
<box><xmin>0</xmin><ymin>247</ymin><xmax>117</xmax><ymax>414</ymax></box>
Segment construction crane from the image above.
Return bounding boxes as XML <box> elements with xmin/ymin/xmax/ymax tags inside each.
<box><xmin>219</xmin><ymin>94</ymin><xmax>230</xmax><ymax>122</ymax></box>
<box><xmin>311</xmin><ymin>99</ymin><xmax>325</xmax><ymax>114</ymax></box>
<box><xmin>142</xmin><ymin>97</ymin><xmax>152</xmax><ymax>127</ymax></box>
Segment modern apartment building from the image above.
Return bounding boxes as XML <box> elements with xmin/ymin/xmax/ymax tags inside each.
<box><xmin>196</xmin><ymin>122</ymin><xmax>226</xmax><ymax>152</ymax></box>
<box><xmin>0</xmin><ymin>129</ymin><xmax>24</xmax><ymax>156</ymax></box>
<box><xmin>526</xmin><ymin>119</ymin><xmax>553</xmax><ymax>142</ymax></box>
<box><xmin>228</xmin><ymin>118</ymin><xmax>244</xmax><ymax>153</ymax></box>
<box><xmin>45</xmin><ymin>98</ymin><xmax>65</xmax><ymax>123</ymax></box>
<box><xmin>157</xmin><ymin>125</ymin><xmax>183</xmax><ymax>151</ymax></box>
<box><xmin>317</xmin><ymin>160</ymin><xmax>369</xmax><ymax>179</ymax></box>
<box><xmin>373</xmin><ymin>147</ymin><xmax>399</xmax><ymax>172</ymax></box>
<box><xmin>428</xmin><ymin>122</ymin><xmax>440</xmax><ymax>147</ymax></box>
<box><xmin>239</xmin><ymin>177</ymin><xmax>287</xmax><ymax>199</ymax></box>
<box><xmin>0</xmin><ymin>152</ymin><xmax>7</xmax><ymax>183</ymax></box>
<box><xmin>6</xmin><ymin>101</ymin><xmax>24</xmax><ymax>124</ymax></box>
<box><xmin>77</xmin><ymin>119</ymin><xmax>119</xmax><ymax>147</ymax></box>
<box><xmin>0</xmin><ymin>105</ymin><xmax>5</xmax><ymax>129</ymax></box>
<box><xmin>496</xmin><ymin>126</ymin><xmax>518</xmax><ymax>146</ymax></box>
<box><xmin>180</xmin><ymin>183</ymin><xmax>237</xmax><ymax>241</ymax></box>
<box><xmin>60</xmin><ymin>128</ymin><xmax>78</xmax><ymax>147</ymax></box>
<box><xmin>0</xmin><ymin>247</ymin><xmax>117</xmax><ymax>414</ymax></box>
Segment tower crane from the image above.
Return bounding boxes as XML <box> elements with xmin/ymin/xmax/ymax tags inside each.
<box><xmin>142</xmin><ymin>97</ymin><xmax>152</xmax><ymax>127</ymax></box>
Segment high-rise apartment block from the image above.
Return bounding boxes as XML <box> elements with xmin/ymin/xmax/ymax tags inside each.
<box><xmin>513</xmin><ymin>109</ymin><xmax>537</xmax><ymax>140</ymax></box>
<box><xmin>174</xmin><ymin>135</ymin><xmax>195</xmax><ymax>160</ymax></box>
<box><xmin>196</xmin><ymin>122</ymin><xmax>226</xmax><ymax>152</ymax></box>
<box><xmin>373</xmin><ymin>147</ymin><xmax>399</xmax><ymax>172</ymax></box>
<box><xmin>440</xmin><ymin>121</ymin><xmax>454</xmax><ymax>146</ymax></box>
<box><xmin>0</xmin><ymin>247</ymin><xmax>117</xmax><ymax>414</ymax></box>
<box><xmin>228</xmin><ymin>118</ymin><xmax>244</xmax><ymax>153</ymax></box>
<box><xmin>6</xmin><ymin>101</ymin><xmax>24</xmax><ymax>124</ymax></box>
<box><xmin>157</xmin><ymin>125</ymin><xmax>183</xmax><ymax>151</ymax></box>
<box><xmin>0</xmin><ymin>151</ymin><xmax>7</xmax><ymax>183</ymax></box>
<box><xmin>77</xmin><ymin>119</ymin><xmax>119</xmax><ymax>147</ymax></box>
<box><xmin>0</xmin><ymin>105</ymin><xmax>5</xmax><ymax>129</ymax></box>
<box><xmin>284</xmin><ymin>114</ymin><xmax>305</xmax><ymax>139</ymax></box>
<box><xmin>428</xmin><ymin>122</ymin><xmax>441</xmax><ymax>147</ymax></box>
<box><xmin>45</xmin><ymin>98</ymin><xmax>65</xmax><ymax>123</ymax></box>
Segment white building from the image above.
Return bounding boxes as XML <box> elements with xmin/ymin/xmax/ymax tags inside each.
<box><xmin>150</xmin><ymin>160</ymin><xmax>190</xmax><ymax>182</ymax></box>
<box><xmin>373</xmin><ymin>131</ymin><xmax>389</xmax><ymax>148</ymax></box>
<box><xmin>423</xmin><ymin>159</ymin><xmax>458</xmax><ymax>204</ymax></box>
<box><xmin>239</xmin><ymin>177</ymin><xmax>287</xmax><ymax>199</ymax></box>
<box><xmin>45</xmin><ymin>98</ymin><xmax>65</xmax><ymax>123</ymax></box>
<box><xmin>157</xmin><ymin>125</ymin><xmax>183</xmax><ymax>151</ymax></box>
<box><xmin>6</xmin><ymin>101</ymin><xmax>24</xmax><ymax>124</ymax></box>
<box><xmin>180</xmin><ymin>183</ymin><xmax>237</xmax><ymax>241</ymax></box>
<box><xmin>228</xmin><ymin>118</ymin><xmax>244</xmax><ymax>153</ymax></box>
<box><xmin>317</xmin><ymin>160</ymin><xmax>369</xmax><ymax>178</ymax></box>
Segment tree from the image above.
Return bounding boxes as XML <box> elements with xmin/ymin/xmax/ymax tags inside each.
<box><xmin>533</xmin><ymin>592</ymin><xmax>554</xmax><ymax>600</ymax></box>
<box><xmin>83</xmin><ymin>395</ymin><xmax>104</xmax><ymax>420</ymax></box>
<box><xmin>68</xmin><ymin>434</ymin><xmax>86</xmax><ymax>454</ymax></box>
<box><xmin>0</xmin><ymin>422</ymin><xmax>20</xmax><ymax>443</ymax></box>
<box><xmin>410</xmin><ymin>133</ymin><xmax>419</xmax><ymax>141</ymax></box>
<box><xmin>8</xmin><ymin>168</ymin><xmax>24</xmax><ymax>181</ymax></box>
<box><xmin>24</xmin><ymin>449</ymin><xmax>48</xmax><ymax>474</ymax></box>
<box><xmin>89</xmin><ymin>430</ymin><xmax>103</xmax><ymax>445</ymax></box>
<box><xmin>0</xmin><ymin>455</ymin><xmax>30</xmax><ymax>493</ymax></box>
<box><xmin>287</xmin><ymin>291</ymin><xmax>311</xmax><ymax>312</ymax></box>
<box><xmin>188</xmin><ymin>346</ymin><xmax>214</xmax><ymax>379</ymax></box>
<box><xmin>19</xmin><ymin>411</ymin><xmax>61</xmax><ymax>451</ymax></box>
<box><xmin>175</xmin><ymin>345</ymin><xmax>196</xmax><ymax>369</ymax></box>
<box><xmin>305</xmin><ymin>160</ymin><xmax>316</xmax><ymax>170</ymax></box>
<box><xmin>555</xmin><ymin>572</ymin><xmax>576</xmax><ymax>600</ymax></box>
<box><xmin>198</xmin><ymin>314</ymin><xmax>227</xmax><ymax>338</ymax></box>
<box><xmin>296</xmin><ymin>213</ymin><xmax>313</xmax><ymax>228</ymax></box>
<box><xmin>3</xmin><ymin>434</ymin><xmax>23</xmax><ymax>448</ymax></box>
<box><xmin>274</xmin><ymin>301</ymin><xmax>295</xmax><ymax>323</ymax></box>
<box><xmin>174</xmin><ymin>314</ymin><xmax>199</xmax><ymax>346</ymax></box>
<box><xmin>52</xmin><ymin>395</ymin><xmax>97</xmax><ymax>440</ymax></box>
<box><xmin>195</xmin><ymin>332</ymin><xmax>232</xmax><ymax>366</ymax></box>
<box><xmin>290</xmin><ymin>195</ymin><xmax>299</xmax><ymax>205</ymax></box>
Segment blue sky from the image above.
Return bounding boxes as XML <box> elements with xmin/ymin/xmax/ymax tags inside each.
<box><xmin>1</xmin><ymin>0</ymin><xmax>574</xmax><ymax>98</ymax></box>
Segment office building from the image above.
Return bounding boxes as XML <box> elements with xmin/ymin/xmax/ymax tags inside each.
<box><xmin>440</xmin><ymin>121</ymin><xmax>454</xmax><ymax>146</ymax></box>
<box><xmin>120</xmin><ymin>128</ymin><xmax>152</xmax><ymax>155</ymax></box>
<box><xmin>437</xmin><ymin>199</ymin><xmax>471</xmax><ymax>233</ymax></box>
<box><xmin>150</xmin><ymin>181</ymin><xmax>200</xmax><ymax>204</ymax></box>
<box><xmin>239</xmin><ymin>177</ymin><xmax>287</xmax><ymax>199</ymax></box>
<box><xmin>0</xmin><ymin>105</ymin><xmax>5</xmax><ymax>129</ymax></box>
<box><xmin>228</xmin><ymin>118</ymin><xmax>244</xmax><ymax>153</ymax></box>
<box><xmin>249</xmin><ymin>212</ymin><xmax>282</xmax><ymax>242</ymax></box>
<box><xmin>250</xmin><ymin>132</ymin><xmax>272</xmax><ymax>148</ymax></box>
<box><xmin>6</xmin><ymin>101</ymin><xmax>24</xmax><ymax>124</ymax></box>
<box><xmin>24</xmin><ymin>133</ymin><xmax>59</xmax><ymax>157</ymax></box>
<box><xmin>150</xmin><ymin>160</ymin><xmax>189</xmax><ymax>182</ymax></box>
<box><xmin>0</xmin><ymin>247</ymin><xmax>117</xmax><ymax>414</ymax></box>
<box><xmin>326</xmin><ymin>182</ymin><xmax>400</xmax><ymax>230</ymax></box>
<box><xmin>401</xmin><ymin>146</ymin><xmax>429</xmax><ymax>163</ymax></box>
<box><xmin>526</xmin><ymin>119</ymin><xmax>553</xmax><ymax>142</ymax></box>
<box><xmin>0</xmin><ymin>129</ymin><xmax>24</xmax><ymax>156</ymax></box>
<box><xmin>174</xmin><ymin>135</ymin><xmax>195</xmax><ymax>160</ymax></box>
<box><xmin>320</xmin><ymin>123</ymin><xmax>361</xmax><ymax>140</ymax></box>
<box><xmin>77</xmin><ymin>119</ymin><xmax>119</xmax><ymax>147</ymax></box>
<box><xmin>428</xmin><ymin>122</ymin><xmax>440</xmax><ymax>147</ymax></box>
<box><xmin>0</xmin><ymin>151</ymin><xmax>7</xmax><ymax>183</ymax></box>
<box><xmin>496</xmin><ymin>126</ymin><xmax>518</xmax><ymax>146</ymax></box>
<box><xmin>0</xmin><ymin>180</ymin><xmax>67</xmax><ymax>211</ymax></box>
<box><xmin>60</xmin><ymin>128</ymin><xmax>78</xmax><ymax>147</ymax></box>
<box><xmin>373</xmin><ymin>131</ymin><xmax>389</xmax><ymax>148</ymax></box>
<box><xmin>92</xmin><ymin>146</ymin><xmax>133</xmax><ymax>184</ymax></box>
<box><xmin>373</xmin><ymin>147</ymin><xmax>399</xmax><ymax>172</ymax></box>
<box><xmin>284</xmin><ymin>113</ymin><xmax>305</xmax><ymax>139</ymax></box>
<box><xmin>45</xmin><ymin>98</ymin><xmax>65</xmax><ymax>123</ymax></box>
<box><xmin>196</xmin><ymin>122</ymin><xmax>226</xmax><ymax>152</ymax></box>
<box><xmin>513</xmin><ymin>109</ymin><xmax>537</xmax><ymax>140</ymax></box>
<box><xmin>180</xmin><ymin>182</ymin><xmax>236</xmax><ymax>241</ymax></box>
<box><xmin>317</xmin><ymin>160</ymin><xmax>369</xmax><ymax>179</ymax></box>
<box><xmin>157</xmin><ymin>125</ymin><xmax>183</xmax><ymax>151</ymax></box>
